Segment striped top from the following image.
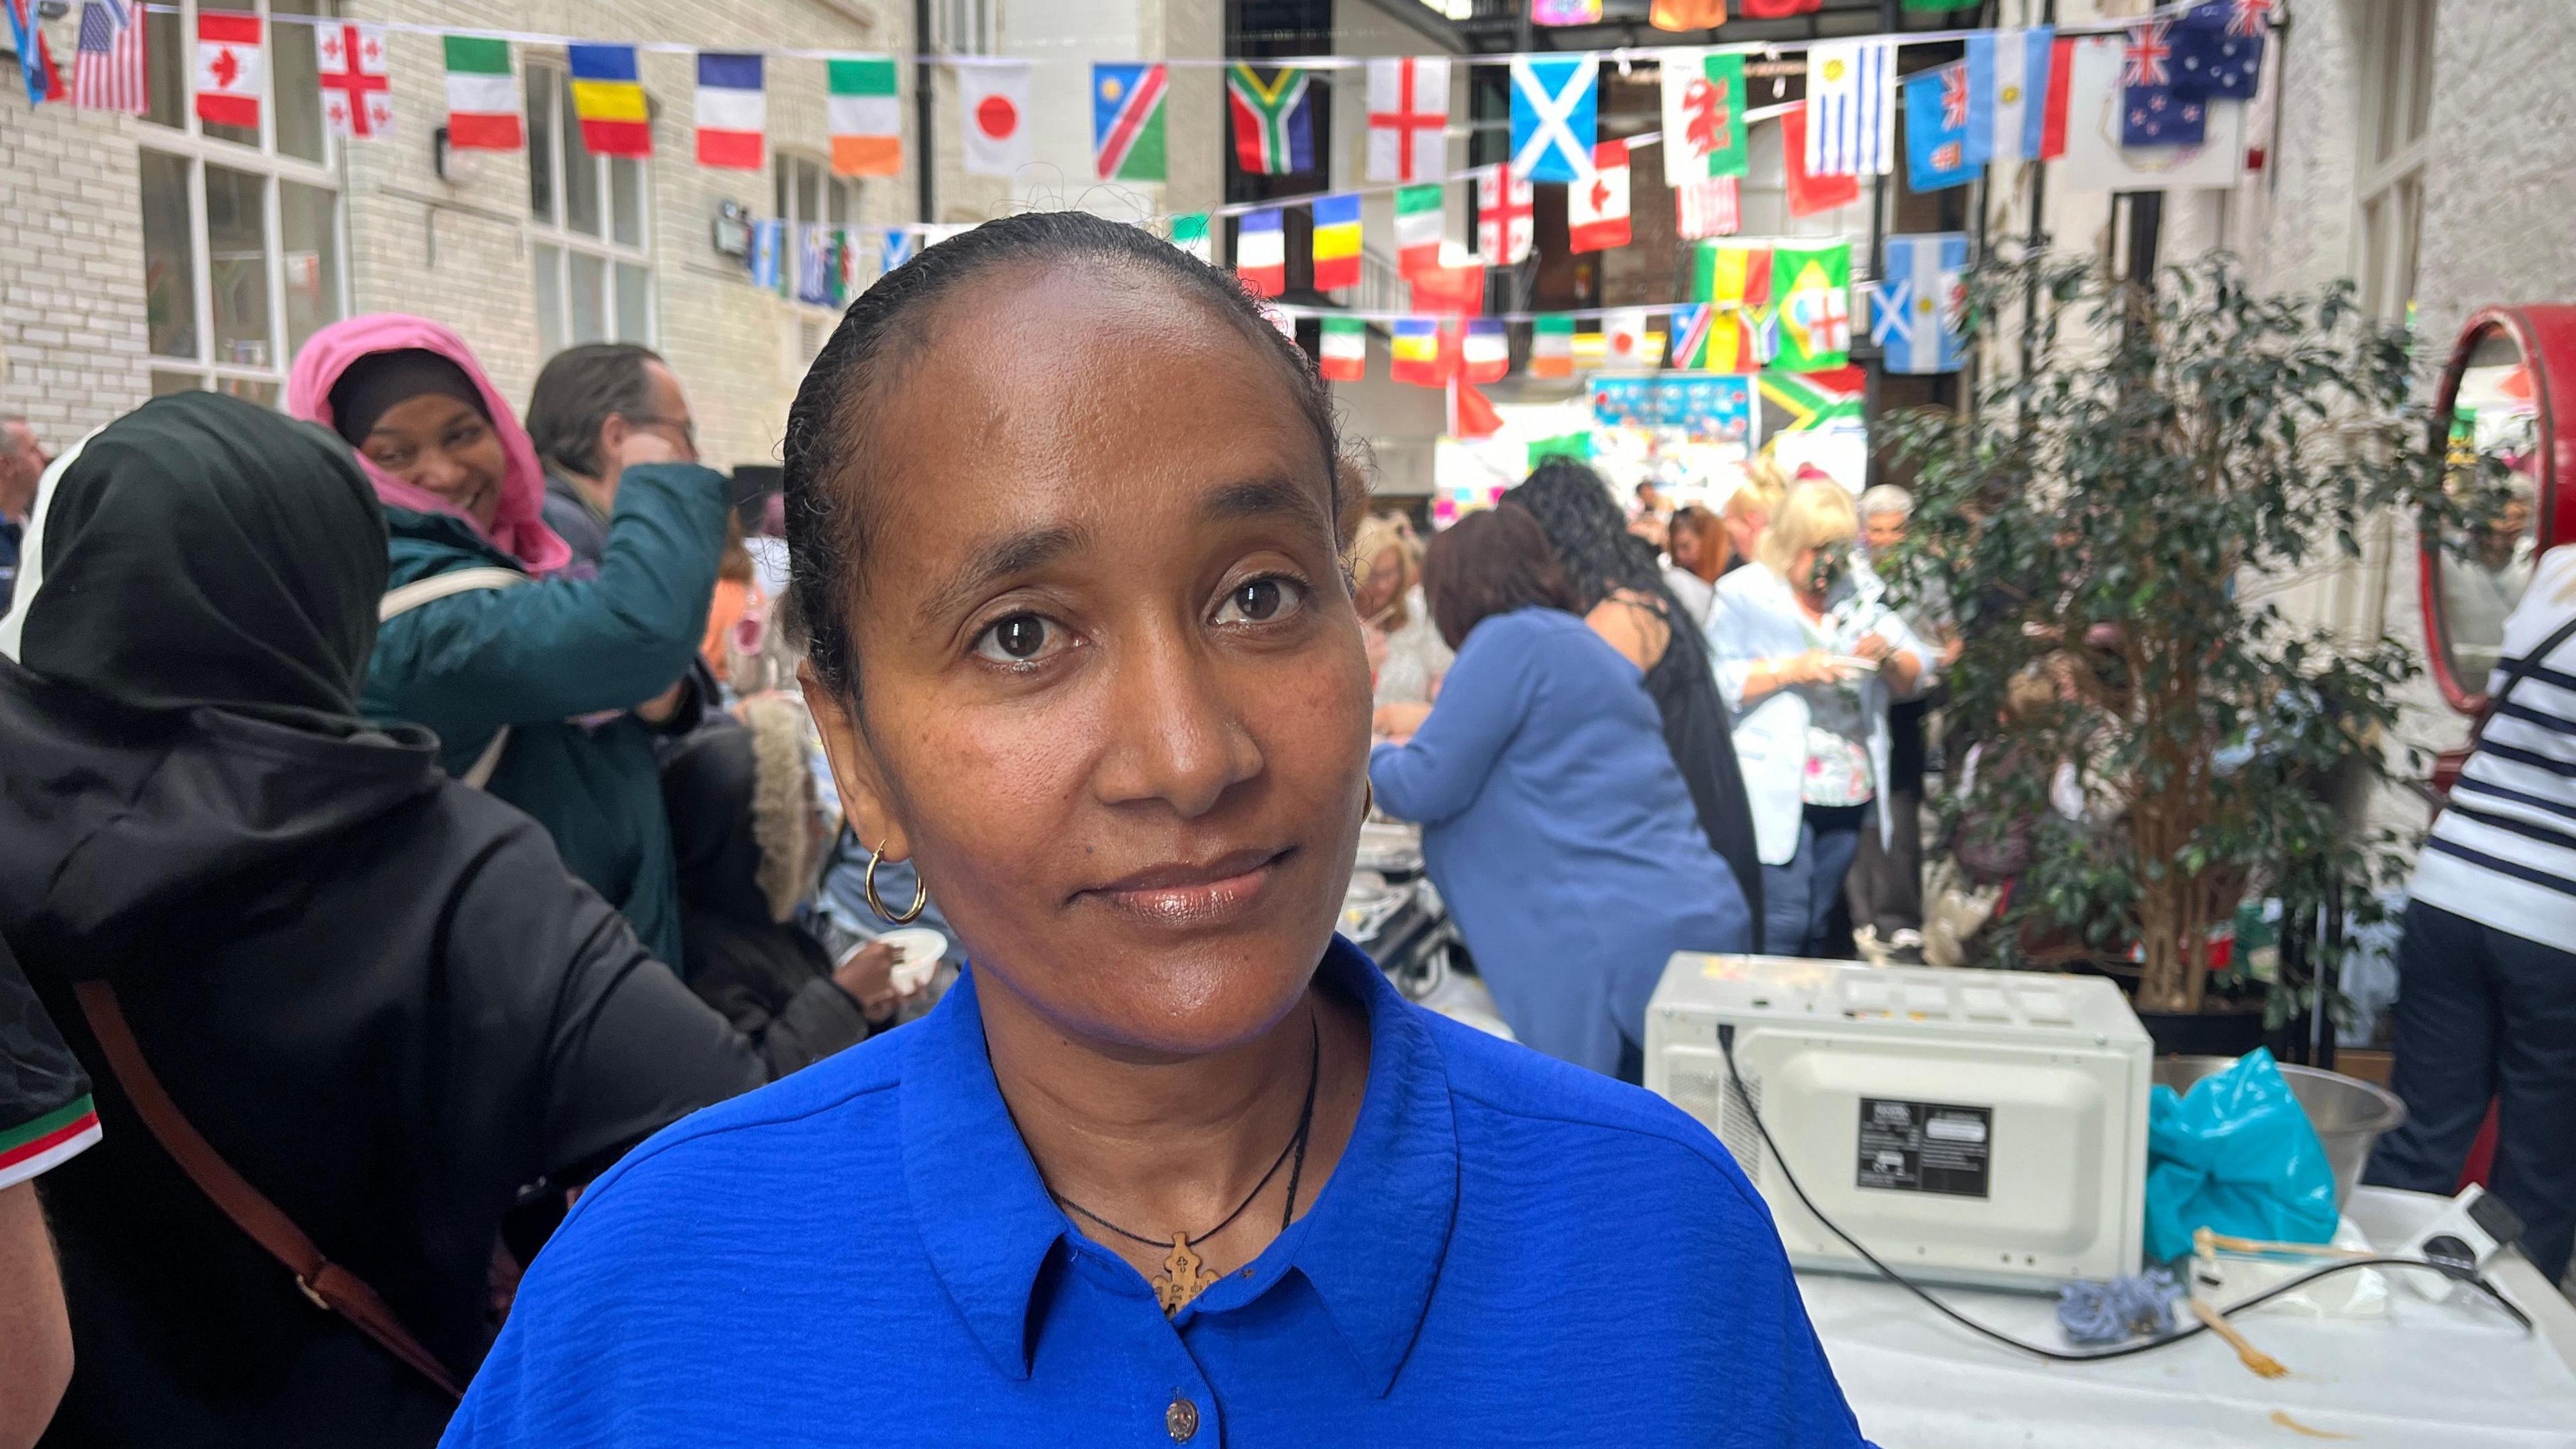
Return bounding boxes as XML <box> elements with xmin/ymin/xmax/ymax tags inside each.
<box><xmin>2415</xmin><ymin>544</ymin><xmax>2576</xmax><ymax>947</ymax></box>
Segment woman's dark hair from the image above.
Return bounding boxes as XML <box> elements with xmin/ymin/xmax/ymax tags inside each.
<box><xmin>1669</xmin><ymin>504</ymin><xmax>1717</xmax><ymax>543</ymax></box>
<box><xmin>526</xmin><ymin>341</ymin><xmax>665</xmax><ymax>478</ymax></box>
<box><xmin>1419</xmin><ymin>504</ymin><xmax>1575</xmax><ymax>651</ymax></box>
<box><xmin>1504</xmin><ymin>459</ymin><xmax>1673</xmax><ymax>616</ymax></box>
<box><xmin>783</xmin><ymin>209</ymin><xmax>1344</xmax><ymax>698</ymax></box>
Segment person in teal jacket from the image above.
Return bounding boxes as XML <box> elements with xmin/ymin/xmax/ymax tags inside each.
<box><xmin>289</xmin><ymin>315</ymin><xmax>724</xmax><ymax>965</ymax></box>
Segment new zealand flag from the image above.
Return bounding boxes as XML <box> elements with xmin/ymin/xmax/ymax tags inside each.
<box><xmin>2171</xmin><ymin>1</ymin><xmax>2266</xmax><ymax>101</ymax></box>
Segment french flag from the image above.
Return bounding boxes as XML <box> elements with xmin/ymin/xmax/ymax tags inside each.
<box><xmin>1235</xmin><ymin>209</ymin><xmax>1286</xmax><ymax>298</ymax></box>
<box><xmin>695</xmin><ymin>52</ymin><xmax>765</xmax><ymax>170</ymax></box>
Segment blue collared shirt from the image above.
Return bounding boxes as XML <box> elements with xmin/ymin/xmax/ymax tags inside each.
<box><xmin>443</xmin><ymin>940</ymin><xmax>1870</xmax><ymax>1447</ymax></box>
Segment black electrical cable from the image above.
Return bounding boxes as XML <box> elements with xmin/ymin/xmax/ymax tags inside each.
<box><xmin>1713</xmin><ymin>1028</ymin><xmax>2534</xmax><ymax>1362</ymax></box>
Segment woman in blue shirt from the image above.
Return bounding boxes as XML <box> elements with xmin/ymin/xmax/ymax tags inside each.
<box><xmin>1368</xmin><ymin>506</ymin><xmax>1756</xmax><ymax>1079</ymax></box>
<box><xmin>441</xmin><ymin>212</ymin><xmax>1866</xmax><ymax>1448</ymax></box>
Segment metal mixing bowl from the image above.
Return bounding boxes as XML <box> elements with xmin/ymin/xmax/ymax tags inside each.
<box><xmin>2153</xmin><ymin>1055</ymin><xmax>2410</xmax><ymax>1210</ymax></box>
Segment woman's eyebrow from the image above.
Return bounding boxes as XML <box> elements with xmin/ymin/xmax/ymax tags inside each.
<box><xmin>918</xmin><ymin>522</ymin><xmax>1088</xmax><ymax>623</ymax></box>
<box><xmin>1205</xmin><ymin>476</ymin><xmax>1327</xmax><ymax>528</ymax></box>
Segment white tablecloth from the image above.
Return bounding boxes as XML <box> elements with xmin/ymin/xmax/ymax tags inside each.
<box><xmin>1801</xmin><ymin>1188</ymin><xmax>2576</xmax><ymax>1448</ymax></box>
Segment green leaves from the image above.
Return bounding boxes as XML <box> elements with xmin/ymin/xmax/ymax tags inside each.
<box><xmin>1887</xmin><ymin>250</ymin><xmax>2445</xmax><ymax>1017</ymax></box>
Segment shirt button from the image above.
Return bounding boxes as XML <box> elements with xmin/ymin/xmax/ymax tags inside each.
<box><xmin>1165</xmin><ymin>1393</ymin><xmax>1201</xmax><ymax>1443</ymax></box>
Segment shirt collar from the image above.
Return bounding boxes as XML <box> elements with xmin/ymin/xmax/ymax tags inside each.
<box><xmin>897</xmin><ymin>938</ymin><xmax>1460</xmax><ymax>1393</ymax></box>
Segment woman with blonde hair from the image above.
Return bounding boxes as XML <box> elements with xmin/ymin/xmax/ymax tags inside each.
<box><xmin>1720</xmin><ymin>459</ymin><xmax>1790</xmax><ymax>582</ymax></box>
<box><xmin>1707</xmin><ymin>479</ymin><xmax>1929</xmax><ymax>957</ymax></box>
<box><xmin>1351</xmin><ymin>511</ymin><xmax>1454</xmax><ymax>727</ymax></box>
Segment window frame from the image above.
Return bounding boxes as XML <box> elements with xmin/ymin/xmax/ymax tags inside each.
<box><xmin>2353</xmin><ymin>0</ymin><xmax>2436</xmax><ymax>323</ymax></box>
<box><xmin>524</xmin><ymin>59</ymin><xmax>657</xmax><ymax>356</ymax></box>
<box><xmin>138</xmin><ymin>0</ymin><xmax>347</xmax><ymax>402</ymax></box>
<box><xmin>930</xmin><ymin>0</ymin><xmax>997</xmax><ymax>56</ymax></box>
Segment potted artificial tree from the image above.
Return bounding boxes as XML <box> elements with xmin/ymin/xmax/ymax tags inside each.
<box><xmin>1880</xmin><ymin>252</ymin><xmax>2485</xmax><ymax>1049</ymax></box>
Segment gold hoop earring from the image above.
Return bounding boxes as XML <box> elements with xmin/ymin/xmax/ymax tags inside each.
<box><xmin>863</xmin><ymin>839</ymin><xmax>928</xmax><ymax>924</ymax></box>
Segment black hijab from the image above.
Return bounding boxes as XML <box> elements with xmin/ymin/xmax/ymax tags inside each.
<box><xmin>325</xmin><ymin>347</ymin><xmax>488</xmax><ymax>447</ymax></box>
<box><xmin>3</xmin><ymin>391</ymin><xmax>387</xmax><ymax>725</ymax></box>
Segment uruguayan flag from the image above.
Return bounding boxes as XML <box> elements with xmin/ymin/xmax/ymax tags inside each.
<box><xmin>1875</xmin><ymin>233</ymin><xmax>1969</xmax><ymax>375</ymax></box>
<box><xmin>1805</xmin><ymin>39</ymin><xmax>1895</xmax><ymax>176</ymax></box>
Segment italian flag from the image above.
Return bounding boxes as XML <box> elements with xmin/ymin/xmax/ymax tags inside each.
<box><xmin>0</xmin><ymin>1096</ymin><xmax>101</xmax><ymax>1190</ymax></box>
<box><xmin>1169</xmin><ymin>212</ymin><xmax>1212</xmax><ymax>265</ymax></box>
<box><xmin>829</xmin><ymin>57</ymin><xmax>901</xmax><ymax>178</ymax></box>
<box><xmin>1393</xmin><ymin>184</ymin><xmax>1443</xmax><ymax>279</ymax></box>
<box><xmin>1318</xmin><ymin>316</ymin><xmax>1366</xmax><ymax>382</ymax></box>
<box><xmin>443</xmin><ymin>37</ymin><xmax>523</xmax><ymax>152</ymax></box>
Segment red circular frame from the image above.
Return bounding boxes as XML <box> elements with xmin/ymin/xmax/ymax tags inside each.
<box><xmin>2419</xmin><ymin>305</ymin><xmax>2576</xmax><ymax>715</ymax></box>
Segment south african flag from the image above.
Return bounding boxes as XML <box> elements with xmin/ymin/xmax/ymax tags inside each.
<box><xmin>1227</xmin><ymin>64</ymin><xmax>1314</xmax><ymax>175</ymax></box>
<box><xmin>1758</xmin><ymin>365</ymin><xmax>1867</xmax><ymax>434</ymax></box>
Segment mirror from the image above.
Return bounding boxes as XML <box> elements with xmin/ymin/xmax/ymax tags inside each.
<box><xmin>2433</xmin><ymin>327</ymin><xmax>2542</xmax><ymax>694</ymax></box>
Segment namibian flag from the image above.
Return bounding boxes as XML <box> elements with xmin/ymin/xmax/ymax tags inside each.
<box><xmin>0</xmin><ymin>1095</ymin><xmax>101</xmax><ymax>1189</ymax></box>
<box><xmin>1390</xmin><ymin>317</ymin><xmax>1442</xmax><ymax>386</ymax></box>
<box><xmin>1227</xmin><ymin>64</ymin><xmax>1312</xmax><ymax>175</ymax></box>
<box><xmin>567</xmin><ymin>44</ymin><xmax>650</xmax><ymax>158</ymax></box>
<box><xmin>1092</xmin><ymin>62</ymin><xmax>1167</xmax><ymax>182</ymax></box>
<box><xmin>1666</xmin><ymin>303</ymin><xmax>1713</xmax><ymax>371</ymax></box>
<box><xmin>1310</xmin><ymin>193</ymin><xmax>1360</xmax><ymax>292</ymax></box>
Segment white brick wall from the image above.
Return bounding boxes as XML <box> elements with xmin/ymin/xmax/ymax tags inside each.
<box><xmin>0</xmin><ymin>91</ymin><xmax>154</xmax><ymax>445</ymax></box>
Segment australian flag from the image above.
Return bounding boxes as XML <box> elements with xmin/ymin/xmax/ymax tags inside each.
<box><xmin>2171</xmin><ymin>1</ymin><xmax>2266</xmax><ymax>102</ymax></box>
<box><xmin>2121</xmin><ymin>21</ymin><xmax>2206</xmax><ymax>148</ymax></box>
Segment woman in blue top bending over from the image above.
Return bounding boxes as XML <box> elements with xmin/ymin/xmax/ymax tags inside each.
<box><xmin>440</xmin><ymin>211</ymin><xmax>1866</xmax><ymax>1449</ymax></box>
<box><xmin>1369</xmin><ymin>506</ymin><xmax>1756</xmax><ymax>1081</ymax></box>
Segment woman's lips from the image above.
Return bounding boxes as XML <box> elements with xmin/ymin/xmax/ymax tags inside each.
<box><xmin>1081</xmin><ymin>848</ymin><xmax>1292</xmax><ymax>929</ymax></box>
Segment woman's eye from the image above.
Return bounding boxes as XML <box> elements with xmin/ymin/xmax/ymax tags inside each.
<box><xmin>972</xmin><ymin>613</ymin><xmax>1061</xmax><ymax>664</ymax></box>
<box><xmin>368</xmin><ymin>446</ymin><xmax>413</xmax><ymax>470</ymax></box>
<box><xmin>1215</xmin><ymin>576</ymin><xmax>1306</xmax><ymax>626</ymax></box>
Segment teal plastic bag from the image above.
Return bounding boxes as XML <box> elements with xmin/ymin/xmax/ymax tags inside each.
<box><xmin>2142</xmin><ymin>1049</ymin><xmax>2341</xmax><ymax>1264</ymax></box>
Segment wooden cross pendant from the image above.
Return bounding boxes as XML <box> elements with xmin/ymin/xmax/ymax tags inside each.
<box><xmin>1155</xmin><ymin>1233</ymin><xmax>1223</xmax><ymax>1316</ymax></box>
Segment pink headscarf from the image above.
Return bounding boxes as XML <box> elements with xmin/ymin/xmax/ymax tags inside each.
<box><xmin>287</xmin><ymin>313</ymin><xmax>573</xmax><ymax>578</ymax></box>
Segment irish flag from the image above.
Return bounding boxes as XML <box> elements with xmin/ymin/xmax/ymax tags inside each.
<box><xmin>830</xmin><ymin>57</ymin><xmax>901</xmax><ymax>176</ymax></box>
<box><xmin>1528</xmin><ymin>314</ymin><xmax>1574</xmax><ymax>378</ymax></box>
<box><xmin>442</xmin><ymin>37</ymin><xmax>522</xmax><ymax>151</ymax></box>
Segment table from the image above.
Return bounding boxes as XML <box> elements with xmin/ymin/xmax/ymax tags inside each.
<box><xmin>1798</xmin><ymin>1187</ymin><xmax>2576</xmax><ymax>1448</ymax></box>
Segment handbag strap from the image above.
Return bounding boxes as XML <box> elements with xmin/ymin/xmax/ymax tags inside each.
<box><xmin>378</xmin><ymin>567</ymin><xmax>529</xmax><ymax>792</ymax></box>
<box><xmin>2467</xmin><ymin>611</ymin><xmax>2576</xmax><ymax>753</ymax></box>
<box><xmin>70</xmin><ymin>980</ymin><xmax>464</xmax><ymax>1400</ymax></box>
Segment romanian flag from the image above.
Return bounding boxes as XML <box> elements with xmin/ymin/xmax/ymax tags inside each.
<box><xmin>1310</xmin><ymin>193</ymin><xmax>1360</xmax><ymax>291</ymax></box>
<box><xmin>1391</xmin><ymin>318</ymin><xmax>1442</xmax><ymax>386</ymax></box>
<box><xmin>694</xmin><ymin>52</ymin><xmax>765</xmax><ymax>170</ymax></box>
<box><xmin>1318</xmin><ymin>315</ymin><xmax>1366</xmax><ymax>382</ymax></box>
<box><xmin>568</xmin><ymin>44</ymin><xmax>650</xmax><ymax>158</ymax></box>
<box><xmin>1528</xmin><ymin>314</ymin><xmax>1574</xmax><ymax>378</ymax></box>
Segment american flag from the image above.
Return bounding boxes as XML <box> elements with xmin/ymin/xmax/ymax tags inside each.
<box><xmin>72</xmin><ymin>1</ymin><xmax>146</xmax><ymax>114</ymax></box>
<box><xmin>1674</xmin><ymin>175</ymin><xmax>1739</xmax><ymax>241</ymax></box>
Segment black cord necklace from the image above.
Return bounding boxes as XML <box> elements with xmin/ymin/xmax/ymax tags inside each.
<box><xmin>1047</xmin><ymin>1009</ymin><xmax>1323</xmax><ymax>1316</ymax></box>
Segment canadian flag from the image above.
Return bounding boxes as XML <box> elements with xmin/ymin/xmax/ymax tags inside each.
<box><xmin>195</xmin><ymin>12</ymin><xmax>264</xmax><ymax>129</ymax></box>
<box><xmin>1566</xmin><ymin>140</ymin><xmax>1630</xmax><ymax>254</ymax></box>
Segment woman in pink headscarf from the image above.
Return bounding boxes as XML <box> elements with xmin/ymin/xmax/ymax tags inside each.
<box><xmin>289</xmin><ymin>315</ymin><xmax>729</xmax><ymax>965</ymax></box>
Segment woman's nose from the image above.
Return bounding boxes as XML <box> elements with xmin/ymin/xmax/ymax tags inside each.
<box><xmin>1093</xmin><ymin>626</ymin><xmax>1263</xmax><ymax>820</ymax></box>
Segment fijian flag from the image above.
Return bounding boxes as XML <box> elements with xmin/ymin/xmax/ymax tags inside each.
<box><xmin>73</xmin><ymin>1</ymin><xmax>146</xmax><ymax>114</ymax></box>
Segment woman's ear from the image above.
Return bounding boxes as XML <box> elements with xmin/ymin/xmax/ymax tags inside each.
<box><xmin>799</xmin><ymin>660</ymin><xmax>909</xmax><ymax>862</ymax></box>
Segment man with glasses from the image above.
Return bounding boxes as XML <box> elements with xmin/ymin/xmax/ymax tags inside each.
<box><xmin>527</xmin><ymin>344</ymin><xmax>702</xmax><ymax>573</ymax></box>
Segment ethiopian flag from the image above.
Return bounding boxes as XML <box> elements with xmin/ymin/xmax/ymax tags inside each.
<box><xmin>443</xmin><ymin>38</ymin><xmax>523</xmax><ymax>151</ymax></box>
<box><xmin>1770</xmin><ymin>239</ymin><xmax>1854</xmax><ymax>372</ymax></box>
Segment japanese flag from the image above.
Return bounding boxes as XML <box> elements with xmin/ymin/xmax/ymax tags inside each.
<box><xmin>959</xmin><ymin>62</ymin><xmax>1030</xmax><ymax>178</ymax></box>
<box><xmin>1602</xmin><ymin>308</ymin><xmax>1652</xmax><ymax>370</ymax></box>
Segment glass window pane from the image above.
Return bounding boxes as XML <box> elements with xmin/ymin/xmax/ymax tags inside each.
<box><xmin>272</xmin><ymin>0</ymin><xmax>327</xmax><ymax>163</ymax></box>
<box><xmin>561</xmin><ymin>86</ymin><xmax>602</xmax><ymax>237</ymax></box>
<box><xmin>773</xmin><ymin>163</ymin><xmax>790</xmax><ymax>224</ymax></box>
<box><xmin>569</xmin><ymin>251</ymin><xmax>607</xmax><ymax>345</ymax></box>
<box><xmin>200</xmin><ymin>0</ymin><xmax>260</xmax><ymax>148</ymax></box>
<box><xmin>615</xmin><ymin>262</ymin><xmax>650</xmax><ymax>344</ymax></box>
<box><xmin>827</xmin><ymin>178</ymin><xmax>850</xmax><ymax>226</ymax></box>
<box><xmin>796</xmin><ymin>165</ymin><xmax>820</xmax><ymax>231</ymax></box>
<box><xmin>215</xmin><ymin>376</ymin><xmax>279</xmax><ymax>408</ymax></box>
<box><xmin>533</xmin><ymin>242</ymin><xmax>565</xmax><ymax>360</ymax></box>
<box><xmin>610</xmin><ymin>158</ymin><xmax>644</xmax><ymax>248</ymax></box>
<box><xmin>151</xmin><ymin>370</ymin><xmax>205</xmax><ymax>396</ymax></box>
<box><xmin>528</xmin><ymin>66</ymin><xmax>557</xmax><ymax>223</ymax></box>
<box><xmin>143</xmin><ymin>4</ymin><xmax>182</xmax><ymax>129</ymax></box>
<box><xmin>2406</xmin><ymin>0</ymin><xmax>2438</xmax><ymax>148</ymax></box>
<box><xmin>279</xmin><ymin>181</ymin><xmax>340</xmax><ymax>357</ymax></box>
<box><xmin>140</xmin><ymin>150</ymin><xmax>200</xmax><ymax>360</ymax></box>
<box><xmin>2374</xmin><ymin>1</ymin><xmax>2406</xmax><ymax>164</ymax></box>
<box><xmin>205</xmin><ymin>164</ymin><xmax>272</xmax><ymax>370</ymax></box>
